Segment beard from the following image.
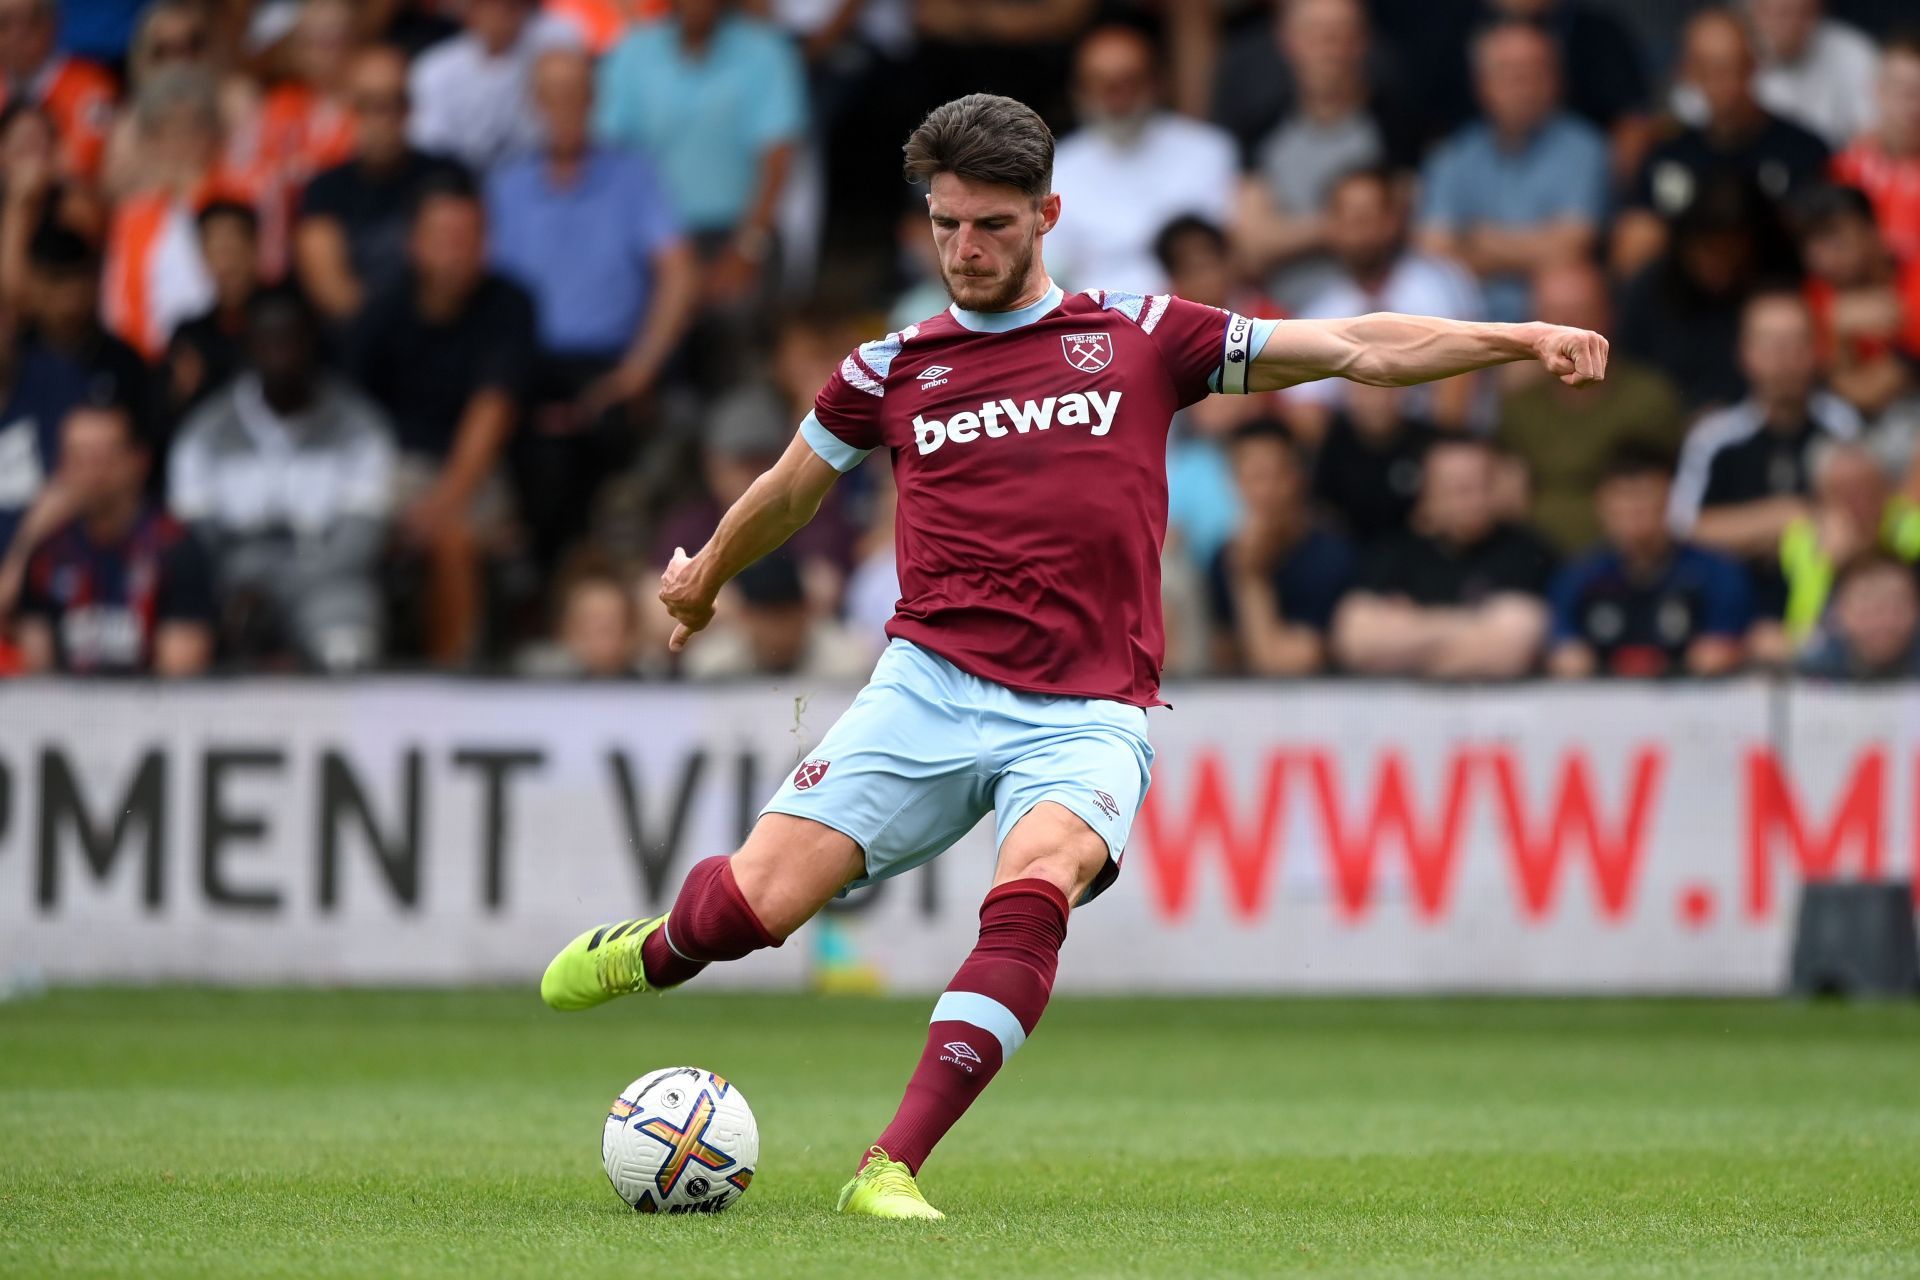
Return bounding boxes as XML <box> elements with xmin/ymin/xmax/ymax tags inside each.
<box><xmin>940</xmin><ymin>232</ymin><xmax>1038</xmax><ymax>312</ymax></box>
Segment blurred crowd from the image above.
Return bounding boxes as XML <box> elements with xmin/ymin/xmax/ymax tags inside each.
<box><xmin>0</xmin><ymin>0</ymin><xmax>1918</xmax><ymax>683</ymax></box>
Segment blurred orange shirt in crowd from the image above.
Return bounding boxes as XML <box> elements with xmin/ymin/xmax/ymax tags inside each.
<box><xmin>1804</xmin><ymin>257</ymin><xmax>1920</xmax><ymax>367</ymax></box>
<box><xmin>1833</xmin><ymin>139</ymin><xmax>1920</xmax><ymax>265</ymax></box>
<box><xmin>245</xmin><ymin>83</ymin><xmax>356</xmax><ymax>188</ymax></box>
<box><xmin>544</xmin><ymin>0</ymin><xmax>666</xmax><ymax>54</ymax></box>
<box><xmin>1</xmin><ymin>55</ymin><xmax>116</xmax><ymax>182</ymax></box>
<box><xmin>102</xmin><ymin>170</ymin><xmax>260</xmax><ymax>360</ymax></box>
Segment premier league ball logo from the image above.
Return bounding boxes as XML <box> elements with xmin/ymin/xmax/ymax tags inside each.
<box><xmin>1061</xmin><ymin>332</ymin><xmax>1113</xmax><ymax>373</ymax></box>
<box><xmin>793</xmin><ymin>759</ymin><xmax>831</xmax><ymax>790</ymax></box>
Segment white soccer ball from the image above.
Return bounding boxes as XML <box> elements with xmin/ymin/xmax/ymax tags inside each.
<box><xmin>602</xmin><ymin>1067</ymin><xmax>759</xmax><ymax>1214</ymax></box>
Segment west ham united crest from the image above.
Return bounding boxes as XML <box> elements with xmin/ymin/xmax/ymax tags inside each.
<box><xmin>1061</xmin><ymin>331</ymin><xmax>1113</xmax><ymax>373</ymax></box>
<box><xmin>793</xmin><ymin>759</ymin><xmax>830</xmax><ymax>790</ymax></box>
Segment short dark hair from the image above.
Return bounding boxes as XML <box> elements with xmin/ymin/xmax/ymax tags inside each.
<box><xmin>1228</xmin><ymin>417</ymin><xmax>1301</xmax><ymax>463</ymax></box>
<box><xmin>196</xmin><ymin>198</ymin><xmax>259</xmax><ymax>239</ymax></box>
<box><xmin>1152</xmin><ymin>214</ymin><xmax>1227</xmax><ymax>275</ymax></box>
<box><xmin>408</xmin><ymin>166</ymin><xmax>482</xmax><ymax>223</ymax></box>
<box><xmin>1324</xmin><ymin>164</ymin><xmax>1398</xmax><ymax>211</ymax></box>
<box><xmin>244</xmin><ymin>281</ymin><xmax>319</xmax><ymax>334</ymax></box>
<box><xmin>903</xmin><ymin>94</ymin><xmax>1054</xmax><ymax>199</ymax></box>
<box><xmin>1789</xmin><ymin>182</ymin><xmax>1876</xmax><ymax>235</ymax></box>
<box><xmin>28</xmin><ymin>223</ymin><xmax>97</xmax><ymax>274</ymax></box>
<box><xmin>733</xmin><ymin>549</ymin><xmax>806</xmax><ymax>609</ymax></box>
<box><xmin>1601</xmin><ymin>441</ymin><xmax>1677</xmax><ymax>484</ymax></box>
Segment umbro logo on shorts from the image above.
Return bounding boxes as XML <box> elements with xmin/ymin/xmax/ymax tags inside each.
<box><xmin>793</xmin><ymin>759</ymin><xmax>830</xmax><ymax>789</ymax></box>
<box><xmin>1093</xmin><ymin>789</ymin><xmax>1119</xmax><ymax>820</ymax></box>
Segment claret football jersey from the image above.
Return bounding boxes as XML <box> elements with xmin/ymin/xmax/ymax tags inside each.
<box><xmin>804</xmin><ymin>282</ymin><xmax>1275</xmax><ymax>708</ymax></box>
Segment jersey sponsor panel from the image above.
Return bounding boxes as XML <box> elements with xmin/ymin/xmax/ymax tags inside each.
<box><xmin>807</xmin><ymin>290</ymin><xmax>1245</xmax><ymax>707</ymax></box>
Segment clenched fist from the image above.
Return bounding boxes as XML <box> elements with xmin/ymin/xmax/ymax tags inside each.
<box><xmin>659</xmin><ymin>546</ymin><xmax>716</xmax><ymax>652</ymax></box>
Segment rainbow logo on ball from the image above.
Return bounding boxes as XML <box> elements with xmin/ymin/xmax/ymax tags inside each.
<box><xmin>635</xmin><ymin>1088</ymin><xmax>737</xmax><ymax>1198</ymax></box>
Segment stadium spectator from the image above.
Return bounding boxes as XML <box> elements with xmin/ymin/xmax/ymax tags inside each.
<box><xmin>100</xmin><ymin>68</ymin><xmax>255</xmax><ymax>362</ymax></box>
<box><xmin>595</xmin><ymin>0</ymin><xmax>805</xmax><ymax>305</ymax></box>
<box><xmin>0</xmin><ymin>0</ymin><xmax>115</xmax><ymax>184</ymax></box>
<box><xmin>1498</xmin><ymin>260</ymin><xmax>1687</xmax><ymax>553</ymax></box>
<box><xmin>1477</xmin><ymin>0</ymin><xmax>1655</xmax><ymax>177</ymax></box>
<box><xmin>1045</xmin><ymin>25</ymin><xmax>1236</xmax><ymax>294</ymax></box>
<box><xmin>407</xmin><ymin>0</ymin><xmax>578</xmax><ymax>175</ymax></box>
<box><xmin>1671</xmin><ymin>291</ymin><xmax>1864</xmax><ymax>563</ymax></box>
<box><xmin>1207</xmin><ymin>419</ymin><xmax>1354</xmax><ymax>676</ymax></box>
<box><xmin>0</xmin><ymin>100</ymin><xmax>102</xmax><ymax>312</ymax></box>
<box><xmin>169</xmin><ymin>286</ymin><xmax>394</xmax><ymax>672</ymax></box>
<box><xmin>295</xmin><ymin>45</ymin><xmax>469</xmax><ymax>326</ymax></box>
<box><xmin>1793</xmin><ymin>183</ymin><xmax>1920</xmax><ymax>425</ymax></box>
<box><xmin>231</xmin><ymin>0</ymin><xmax>360</xmax><ymax>210</ymax></box>
<box><xmin>1796</xmin><ymin>551</ymin><xmax>1920</xmax><ymax>677</ymax></box>
<box><xmin>1831</xmin><ymin>35</ymin><xmax>1920</xmax><ymax>268</ymax></box>
<box><xmin>1616</xmin><ymin>174</ymin><xmax>1778</xmax><ymax>412</ymax></box>
<box><xmin>348</xmin><ymin>173</ymin><xmax>536</xmax><ymax>666</ymax></box>
<box><xmin>1615</xmin><ymin>10</ymin><xmax>1829</xmax><ymax>277</ymax></box>
<box><xmin>486</xmin><ymin>46</ymin><xmax>697</xmax><ymax>572</ymax></box>
<box><xmin>1231</xmin><ymin>0</ymin><xmax>1421</xmax><ymax>312</ymax></box>
<box><xmin>1333</xmin><ymin>437</ymin><xmax>1557</xmax><ymax>679</ymax></box>
<box><xmin>1415</xmin><ymin>21</ymin><xmax>1607</xmax><ymax>324</ymax></box>
<box><xmin>1157</xmin><ymin>214</ymin><xmax>1276</xmax><ymax>572</ymax></box>
<box><xmin>653</xmin><ymin>379</ymin><xmax>852</xmax><ymax>615</ymax></box>
<box><xmin>1745</xmin><ymin>0</ymin><xmax>1881</xmax><ymax>148</ymax></box>
<box><xmin>98</xmin><ymin>0</ymin><xmax>228</xmax><ymax>201</ymax></box>
<box><xmin>1287</xmin><ymin>166</ymin><xmax>1485</xmax><ymax>440</ymax></box>
<box><xmin>841</xmin><ymin>460</ymin><xmax>897</xmax><ymax>662</ymax></box>
<box><xmin>13</xmin><ymin>404</ymin><xmax>216</xmax><ymax>675</ymax></box>
<box><xmin>14</xmin><ymin>225</ymin><xmax>153</xmax><ymax>459</ymax></box>
<box><xmin>1312</xmin><ymin>381</ymin><xmax>1436</xmax><ymax>549</ymax></box>
<box><xmin>164</xmin><ymin>200</ymin><xmax>261</xmax><ymax>422</ymax></box>
<box><xmin>1779</xmin><ymin>439</ymin><xmax>1920</xmax><ymax>642</ymax></box>
<box><xmin>680</xmin><ymin>547</ymin><xmax>869</xmax><ymax>681</ymax></box>
<box><xmin>1547</xmin><ymin>444</ymin><xmax>1751</xmax><ymax>678</ymax></box>
<box><xmin>517</xmin><ymin>550</ymin><xmax>646</xmax><ymax>678</ymax></box>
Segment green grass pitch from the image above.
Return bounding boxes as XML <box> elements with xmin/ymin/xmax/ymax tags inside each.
<box><xmin>3</xmin><ymin>990</ymin><xmax>1918</xmax><ymax>1279</ymax></box>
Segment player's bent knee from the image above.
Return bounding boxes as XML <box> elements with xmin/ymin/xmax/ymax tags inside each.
<box><xmin>995</xmin><ymin>801</ymin><xmax>1111</xmax><ymax>904</ymax></box>
<box><xmin>729</xmin><ymin>813</ymin><xmax>866</xmax><ymax>940</ymax></box>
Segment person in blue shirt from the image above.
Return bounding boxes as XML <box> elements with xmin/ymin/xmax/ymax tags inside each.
<box><xmin>1548</xmin><ymin>443</ymin><xmax>1752</xmax><ymax>678</ymax></box>
<box><xmin>593</xmin><ymin>0</ymin><xmax>805</xmax><ymax>303</ymax></box>
<box><xmin>1207</xmin><ymin>418</ymin><xmax>1356</xmax><ymax>676</ymax></box>
<box><xmin>1415</xmin><ymin>22</ymin><xmax>1609</xmax><ymax>324</ymax></box>
<box><xmin>487</xmin><ymin>46</ymin><xmax>699</xmax><ymax>572</ymax></box>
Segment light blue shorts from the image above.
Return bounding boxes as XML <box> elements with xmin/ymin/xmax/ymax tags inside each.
<box><xmin>760</xmin><ymin>639</ymin><xmax>1155</xmax><ymax>903</ymax></box>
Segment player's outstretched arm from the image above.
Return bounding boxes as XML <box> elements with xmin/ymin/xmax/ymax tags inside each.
<box><xmin>1246</xmin><ymin>312</ymin><xmax>1608</xmax><ymax>394</ymax></box>
<box><xmin>659</xmin><ymin>431</ymin><xmax>841</xmax><ymax>651</ymax></box>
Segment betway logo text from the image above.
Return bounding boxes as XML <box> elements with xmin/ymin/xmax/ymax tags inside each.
<box><xmin>914</xmin><ymin>390</ymin><xmax>1122</xmax><ymax>456</ymax></box>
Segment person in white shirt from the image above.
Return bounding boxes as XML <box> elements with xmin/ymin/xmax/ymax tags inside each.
<box><xmin>1746</xmin><ymin>0</ymin><xmax>1881</xmax><ymax>149</ymax></box>
<box><xmin>1046</xmin><ymin>24</ymin><xmax>1237</xmax><ymax>294</ymax></box>
<box><xmin>408</xmin><ymin>0</ymin><xmax>580</xmax><ymax>174</ymax></box>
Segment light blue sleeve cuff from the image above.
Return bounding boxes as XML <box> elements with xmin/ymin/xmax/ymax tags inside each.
<box><xmin>799</xmin><ymin>410</ymin><xmax>872</xmax><ymax>472</ymax></box>
<box><xmin>1207</xmin><ymin>317</ymin><xmax>1282</xmax><ymax>394</ymax></box>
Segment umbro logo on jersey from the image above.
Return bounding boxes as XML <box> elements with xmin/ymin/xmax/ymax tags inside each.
<box><xmin>916</xmin><ymin>365</ymin><xmax>953</xmax><ymax>390</ymax></box>
<box><xmin>913</xmin><ymin>391</ymin><xmax>1123</xmax><ymax>456</ymax></box>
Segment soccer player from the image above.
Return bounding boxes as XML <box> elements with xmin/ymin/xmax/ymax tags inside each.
<box><xmin>539</xmin><ymin>94</ymin><xmax>1608</xmax><ymax>1219</ymax></box>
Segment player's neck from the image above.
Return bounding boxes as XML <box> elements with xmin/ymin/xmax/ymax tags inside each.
<box><xmin>948</xmin><ymin>276</ymin><xmax>1062</xmax><ymax>333</ymax></box>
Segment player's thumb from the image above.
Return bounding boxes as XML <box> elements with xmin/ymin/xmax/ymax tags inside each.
<box><xmin>669</xmin><ymin>623</ymin><xmax>691</xmax><ymax>652</ymax></box>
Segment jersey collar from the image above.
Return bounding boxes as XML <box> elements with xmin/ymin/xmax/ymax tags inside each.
<box><xmin>948</xmin><ymin>280</ymin><xmax>1064</xmax><ymax>333</ymax></box>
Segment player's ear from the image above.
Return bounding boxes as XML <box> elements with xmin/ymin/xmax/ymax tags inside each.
<box><xmin>1037</xmin><ymin>192</ymin><xmax>1061</xmax><ymax>236</ymax></box>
